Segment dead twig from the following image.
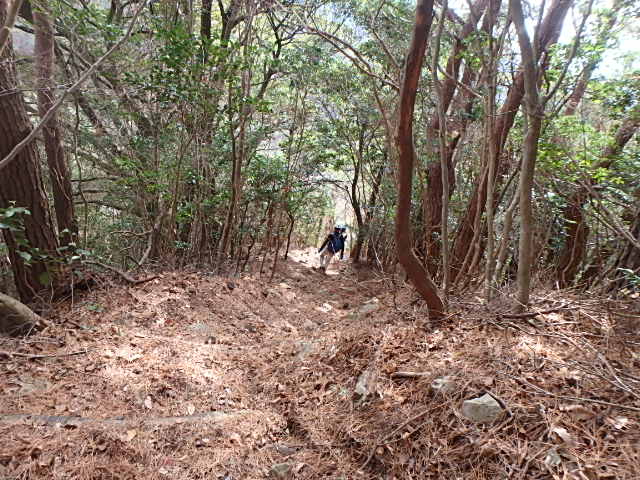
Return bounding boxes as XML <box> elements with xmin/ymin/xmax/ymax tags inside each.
<box><xmin>84</xmin><ymin>260</ymin><xmax>158</xmax><ymax>285</ymax></box>
<box><xmin>0</xmin><ymin>349</ymin><xmax>89</xmax><ymax>360</ymax></box>
<box><xmin>497</xmin><ymin>370</ymin><xmax>640</xmax><ymax>413</ymax></box>
<box><xmin>390</xmin><ymin>371</ymin><xmax>430</xmax><ymax>379</ymax></box>
<box><xmin>499</xmin><ymin>303</ymin><xmax>573</xmax><ymax>319</ymax></box>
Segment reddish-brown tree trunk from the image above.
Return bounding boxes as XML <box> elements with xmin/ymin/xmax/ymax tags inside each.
<box><xmin>0</xmin><ymin>0</ymin><xmax>58</xmax><ymax>304</ymax></box>
<box><xmin>422</xmin><ymin>0</ymin><xmax>490</xmax><ymax>277</ymax></box>
<box><xmin>395</xmin><ymin>0</ymin><xmax>444</xmax><ymax>319</ymax></box>
<box><xmin>34</xmin><ymin>7</ymin><xmax>78</xmax><ymax>248</ymax></box>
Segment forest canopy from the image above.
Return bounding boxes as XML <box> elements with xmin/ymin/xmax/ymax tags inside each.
<box><xmin>0</xmin><ymin>0</ymin><xmax>639</xmax><ymax>314</ymax></box>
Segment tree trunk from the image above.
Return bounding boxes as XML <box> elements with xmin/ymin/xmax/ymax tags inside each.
<box><xmin>200</xmin><ymin>0</ymin><xmax>212</xmax><ymax>61</ymax></box>
<box><xmin>0</xmin><ymin>0</ymin><xmax>58</xmax><ymax>305</ymax></box>
<box><xmin>364</xmin><ymin>163</ymin><xmax>384</xmax><ymax>263</ymax></box>
<box><xmin>349</xmin><ymin>150</ymin><xmax>365</xmax><ymax>263</ymax></box>
<box><xmin>34</xmin><ymin>6</ymin><xmax>78</xmax><ymax>248</ymax></box>
<box><xmin>611</xmin><ymin>207</ymin><xmax>640</xmax><ymax>291</ymax></box>
<box><xmin>563</xmin><ymin>0</ymin><xmax>621</xmax><ymax>116</ymax></box>
<box><xmin>284</xmin><ymin>211</ymin><xmax>295</xmax><ymax>260</ymax></box>
<box><xmin>395</xmin><ymin>0</ymin><xmax>444</xmax><ymax>320</ymax></box>
<box><xmin>423</xmin><ymin>0</ymin><xmax>490</xmax><ymax>277</ymax></box>
<box><xmin>511</xmin><ymin>0</ymin><xmax>544</xmax><ymax>309</ymax></box>
<box><xmin>450</xmin><ymin>0</ymin><xmax>572</xmax><ymax>280</ymax></box>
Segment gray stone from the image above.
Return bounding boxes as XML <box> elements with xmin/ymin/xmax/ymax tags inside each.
<box><xmin>358</xmin><ymin>298</ymin><xmax>380</xmax><ymax>317</ymax></box>
<box><xmin>431</xmin><ymin>376</ymin><xmax>456</xmax><ymax>394</ymax></box>
<box><xmin>302</xmin><ymin>319</ymin><xmax>316</xmax><ymax>331</ymax></box>
<box><xmin>270</xmin><ymin>463</ymin><xmax>292</xmax><ymax>479</ymax></box>
<box><xmin>462</xmin><ymin>393</ymin><xmax>504</xmax><ymax>423</ymax></box>
<box><xmin>544</xmin><ymin>448</ymin><xmax>562</xmax><ymax>468</ymax></box>
<box><xmin>274</xmin><ymin>444</ymin><xmax>298</xmax><ymax>456</ymax></box>
<box><xmin>353</xmin><ymin>368</ymin><xmax>377</xmax><ymax>403</ymax></box>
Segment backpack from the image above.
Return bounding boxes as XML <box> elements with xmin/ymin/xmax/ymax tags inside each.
<box><xmin>327</xmin><ymin>232</ymin><xmax>344</xmax><ymax>253</ymax></box>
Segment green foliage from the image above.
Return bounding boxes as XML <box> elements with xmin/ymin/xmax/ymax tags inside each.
<box><xmin>0</xmin><ymin>203</ymin><xmax>31</xmax><ymax>250</ymax></box>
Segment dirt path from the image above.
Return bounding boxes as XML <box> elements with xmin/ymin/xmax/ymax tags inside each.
<box><xmin>2</xmin><ymin>250</ymin><xmax>640</xmax><ymax>479</ymax></box>
<box><xmin>0</xmin><ymin>249</ymin><xmax>391</xmax><ymax>479</ymax></box>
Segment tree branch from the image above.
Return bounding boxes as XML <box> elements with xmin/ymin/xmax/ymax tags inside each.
<box><xmin>0</xmin><ymin>0</ymin><xmax>147</xmax><ymax>173</ymax></box>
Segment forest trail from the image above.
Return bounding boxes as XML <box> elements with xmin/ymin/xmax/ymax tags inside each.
<box><xmin>2</xmin><ymin>251</ymin><xmax>640</xmax><ymax>479</ymax></box>
<box><xmin>1</xmin><ymin>250</ymin><xmax>395</xmax><ymax>478</ymax></box>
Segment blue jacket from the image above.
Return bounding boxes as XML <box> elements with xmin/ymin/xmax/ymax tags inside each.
<box><xmin>319</xmin><ymin>232</ymin><xmax>346</xmax><ymax>259</ymax></box>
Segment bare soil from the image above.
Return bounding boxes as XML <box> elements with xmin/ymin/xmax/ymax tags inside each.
<box><xmin>1</xmin><ymin>249</ymin><xmax>639</xmax><ymax>479</ymax></box>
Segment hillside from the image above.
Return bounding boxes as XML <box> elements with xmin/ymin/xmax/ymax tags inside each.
<box><xmin>2</xmin><ymin>251</ymin><xmax>639</xmax><ymax>479</ymax></box>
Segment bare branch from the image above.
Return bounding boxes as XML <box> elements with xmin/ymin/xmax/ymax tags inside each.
<box><xmin>0</xmin><ymin>0</ymin><xmax>147</xmax><ymax>173</ymax></box>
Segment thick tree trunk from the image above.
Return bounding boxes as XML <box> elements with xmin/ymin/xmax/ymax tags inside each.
<box><xmin>0</xmin><ymin>0</ymin><xmax>58</xmax><ymax>305</ymax></box>
<box><xmin>200</xmin><ymin>0</ymin><xmax>212</xmax><ymax>61</ymax></box>
<box><xmin>395</xmin><ymin>0</ymin><xmax>444</xmax><ymax>320</ymax></box>
<box><xmin>34</xmin><ymin>7</ymin><xmax>77</xmax><ymax>248</ymax></box>
<box><xmin>611</xmin><ymin>207</ymin><xmax>640</xmax><ymax>291</ymax></box>
<box><xmin>0</xmin><ymin>291</ymin><xmax>47</xmax><ymax>335</ymax></box>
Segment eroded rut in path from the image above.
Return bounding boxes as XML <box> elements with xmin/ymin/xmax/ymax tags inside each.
<box><xmin>1</xmin><ymin>249</ymin><xmax>390</xmax><ymax>479</ymax></box>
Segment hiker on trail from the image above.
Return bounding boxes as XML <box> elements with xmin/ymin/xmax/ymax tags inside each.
<box><xmin>317</xmin><ymin>225</ymin><xmax>347</xmax><ymax>272</ymax></box>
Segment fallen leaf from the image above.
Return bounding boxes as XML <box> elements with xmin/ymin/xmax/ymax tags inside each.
<box><xmin>606</xmin><ymin>416</ymin><xmax>630</xmax><ymax>430</ymax></box>
<box><xmin>125</xmin><ymin>429</ymin><xmax>137</xmax><ymax>442</ymax></box>
<box><xmin>561</xmin><ymin>404</ymin><xmax>594</xmax><ymax>421</ymax></box>
<box><xmin>551</xmin><ymin>426</ymin><xmax>575</xmax><ymax>446</ymax></box>
<box><xmin>186</xmin><ymin>403</ymin><xmax>195</xmax><ymax>415</ymax></box>
<box><xmin>115</xmin><ymin>346</ymin><xmax>144</xmax><ymax>362</ymax></box>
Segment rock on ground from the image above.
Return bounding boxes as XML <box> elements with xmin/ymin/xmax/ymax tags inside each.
<box><xmin>461</xmin><ymin>393</ymin><xmax>504</xmax><ymax>423</ymax></box>
<box><xmin>353</xmin><ymin>368</ymin><xmax>377</xmax><ymax>403</ymax></box>
<box><xmin>270</xmin><ymin>462</ymin><xmax>292</xmax><ymax>478</ymax></box>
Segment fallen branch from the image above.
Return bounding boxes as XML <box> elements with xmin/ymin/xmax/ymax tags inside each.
<box><xmin>0</xmin><ymin>292</ymin><xmax>52</xmax><ymax>336</ymax></box>
<box><xmin>0</xmin><ymin>410</ymin><xmax>251</xmax><ymax>428</ymax></box>
<box><xmin>390</xmin><ymin>371</ymin><xmax>430</xmax><ymax>379</ymax></box>
<box><xmin>0</xmin><ymin>349</ymin><xmax>89</xmax><ymax>360</ymax></box>
<box><xmin>83</xmin><ymin>260</ymin><xmax>158</xmax><ymax>285</ymax></box>
<box><xmin>499</xmin><ymin>303</ymin><xmax>572</xmax><ymax>319</ymax></box>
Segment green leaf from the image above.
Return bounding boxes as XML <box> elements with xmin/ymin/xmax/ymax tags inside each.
<box><xmin>18</xmin><ymin>251</ymin><xmax>32</xmax><ymax>262</ymax></box>
<box><xmin>38</xmin><ymin>271</ymin><xmax>52</xmax><ymax>286</ymax></box>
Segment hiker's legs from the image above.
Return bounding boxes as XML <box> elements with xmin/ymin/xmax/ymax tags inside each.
<box><xmin>320</xmin><ymin>251</ymin><xmax>334</xmax><ymax>270</ymax></box>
